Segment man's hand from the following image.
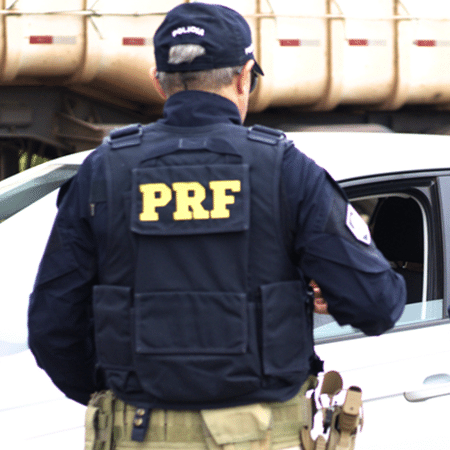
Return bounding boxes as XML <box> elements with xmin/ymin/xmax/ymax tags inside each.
<box><xmin>310</xmin><ymin>280</ymin><xmax>329</xmax><ymax>314</ymax></box>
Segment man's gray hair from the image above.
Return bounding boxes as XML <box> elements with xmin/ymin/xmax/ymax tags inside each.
<box><xmin>157</xmin><ymin>44</ymin><xmax>241</xmax><ymax>95</ymax></box>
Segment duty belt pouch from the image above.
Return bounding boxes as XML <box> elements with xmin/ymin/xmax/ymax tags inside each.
<box><xmin>85</xmin><ymin>391</ymin><xmax>115</xmax><ymax>450</ymax></box>
<box><xmin>201</xmin><ymin>404</ymin><xmax>272</xmax><ymax>450</ymax></box>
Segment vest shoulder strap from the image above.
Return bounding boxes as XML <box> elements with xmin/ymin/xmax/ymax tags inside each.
<box><xmin>247</xmin><ymin>124</ymin><xmax>286</xmax><ymax>145</ymax></box>
<box><xmin>107</xmin><ymin>123</ymin><xmax>143</xmax><ymax>149</ymax></box>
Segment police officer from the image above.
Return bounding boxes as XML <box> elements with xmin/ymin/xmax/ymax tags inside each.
<box><xmin>28</xmin><ymin>3</ymin><xmax>406</xmax><ymax>449</ymax></box>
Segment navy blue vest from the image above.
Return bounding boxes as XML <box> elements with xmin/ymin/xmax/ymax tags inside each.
<box><xmin>91</xmin><ymin>122</ymin><xmax>315</xmax><ymax>408</ymax></box>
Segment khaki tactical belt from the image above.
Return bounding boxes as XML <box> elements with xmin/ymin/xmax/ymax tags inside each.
<box><xmin>85</xmin><ymin>373</ymin><xmax>362</xmax><ymax>450</ymax></box>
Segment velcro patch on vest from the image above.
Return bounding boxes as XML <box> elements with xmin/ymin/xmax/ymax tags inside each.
<box><xmin>131</xmin><ymin>164</ymin><xmax>250</xmax><ymax>235</ymax></box>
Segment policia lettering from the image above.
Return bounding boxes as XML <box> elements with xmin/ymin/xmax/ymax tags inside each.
<box><xmin>139</xmin><ymin>180</ymin><xmax>241</xmax><ymax>221</ymax></box>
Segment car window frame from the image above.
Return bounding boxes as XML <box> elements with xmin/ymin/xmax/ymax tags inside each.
<box><xmin>436</xmin><ymin>174</ymin><xmax>450</xmax><ymax>324</ymax></box>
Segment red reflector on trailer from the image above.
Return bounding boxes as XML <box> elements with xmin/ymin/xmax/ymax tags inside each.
<box><xmin>123</xmin><ymin>37</ymin><xmax>146</xmax><ymax>46</ymax></box>
<box><xmin>414</xmin><ymin>40</ymin><xmax>436</xmax><ymax>47</ymax></box>
<box><xmin>279</xmin><ymin>39</ymin><xmax>300</xmax><ymax>47</ymax></box>
<box><xmin>30</xmin><ymin>36</ymin><xmax>53</xmax><ymax>44</ymax></box>
<box><xmin>348</xmin><ymin>39</ymin><xmax>369</xmax><ymax>46</ymax></box>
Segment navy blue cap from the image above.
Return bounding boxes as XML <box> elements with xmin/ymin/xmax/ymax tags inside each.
<box><xmin>154</xmin><ymin>2</ymin><xmax>264</xmax><ymax>76</ymax></box>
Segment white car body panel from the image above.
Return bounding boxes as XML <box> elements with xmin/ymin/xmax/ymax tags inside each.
<box><xmin>1</xmin><ymin>351</ymin><xmax>85</xmax><ymax>450</ymax></box>
<box><xmin>1</xmin><ymin>133</ymin><xmax>450</xmax><ymax>448</ymax></box>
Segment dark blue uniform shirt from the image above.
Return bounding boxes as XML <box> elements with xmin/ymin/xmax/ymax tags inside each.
<box><xmin>28</xmin><ymin>91</ymin><xmax>406</xmax><ymax>405</ymax></box>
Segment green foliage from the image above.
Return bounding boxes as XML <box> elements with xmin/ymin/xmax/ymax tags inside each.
<box><xmin>19</xmin><ymin>153</ymin><xmax>48</xmax><ymax>172</ymax></box>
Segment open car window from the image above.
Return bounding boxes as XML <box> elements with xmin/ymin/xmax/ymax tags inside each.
<box><xmin>314</xmin><ymin>179</ymin><xmax>444</xmax><ymax>341</ymax></box>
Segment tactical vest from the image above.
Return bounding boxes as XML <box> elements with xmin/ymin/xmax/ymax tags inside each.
<box><xmin>91</xmin><ymin>122</ymin><xmax>316</xmax><ymax>408</ymax></box>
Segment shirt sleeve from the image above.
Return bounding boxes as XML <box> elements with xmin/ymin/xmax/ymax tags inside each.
<box><xmin>28</xmin><ymin>153</ymin><xmax>102</xmax><ymax>405</ymax></box>
<box><xmin>282</xmin><ymin>143</ymin><xmax>406</xmax><ymax>336</ymax></box>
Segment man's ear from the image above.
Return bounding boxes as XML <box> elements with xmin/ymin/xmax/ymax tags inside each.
<box><xmin>150</xmin><ymin>67</ymin><xmax>167</xmax><ymax>100</ymax></box>
<box><xmin>236</xmin><ymin>60</ymin><xmax>254</xmax><ymax>95</ymax></box>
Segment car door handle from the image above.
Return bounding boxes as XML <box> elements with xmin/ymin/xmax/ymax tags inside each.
<box><xmin>404</xmin><ymin>374</ymin><xmax>450</xmax><ymax>402</ymax></box>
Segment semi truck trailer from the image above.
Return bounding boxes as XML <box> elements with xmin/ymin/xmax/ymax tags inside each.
<box><xmin>1</xmin><ymin>0</ymin><xmax>450</xmax><ymax>178</ymax></box>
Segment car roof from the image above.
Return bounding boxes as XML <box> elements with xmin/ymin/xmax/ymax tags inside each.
<box><xmin>287</xmin><ymin>132</ymin><xmax>450</xmax><ymax>181</ymax></box>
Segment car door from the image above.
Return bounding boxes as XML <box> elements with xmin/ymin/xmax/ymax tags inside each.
<box><xmin>314</xmin><ymin>172</ymin><xmax>450</xmax><ymax>450</ymax></box>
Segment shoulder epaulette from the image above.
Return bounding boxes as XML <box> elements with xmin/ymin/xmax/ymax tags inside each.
<box><xmin>107</xmin><ymin>123</ymin><xmax>143</xmax><ymax>149</ymax></box>
<box><xmin>247</xmin><ymin>124</ymin><xmax>286</xmax><ymax>145</ymax></box>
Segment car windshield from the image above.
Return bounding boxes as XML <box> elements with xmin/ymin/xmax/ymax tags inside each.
<box><xmin>0</xmin><ymin>163</ymin><xmax>79</xmax><ymax>357</ymax></box>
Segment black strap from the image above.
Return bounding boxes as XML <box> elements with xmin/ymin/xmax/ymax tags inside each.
<box><xmin>131</xmin><ymin>408</ymin><xmax>151</xmax><ymax>442</ymax></box>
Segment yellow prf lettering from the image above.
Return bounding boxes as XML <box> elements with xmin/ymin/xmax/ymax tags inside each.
<box><xmin>172</xmin><ymin>182</ymin><xmax>210</xmax><ymax>221</ymax></box>
<box><xmin>209</xmin><ymin>180</ymin><xmax>241</xmax><ymax>219</ymax></box>
<box><xmin>139</xmin><ymin>183</ymin><xmax>172</xmax><ymax>221</ymax></box>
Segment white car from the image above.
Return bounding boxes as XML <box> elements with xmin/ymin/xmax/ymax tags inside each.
<box><xmin>1</xmin><ymin>132</ymin><xmax>449</xmax><ymax>449</ymax></box>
